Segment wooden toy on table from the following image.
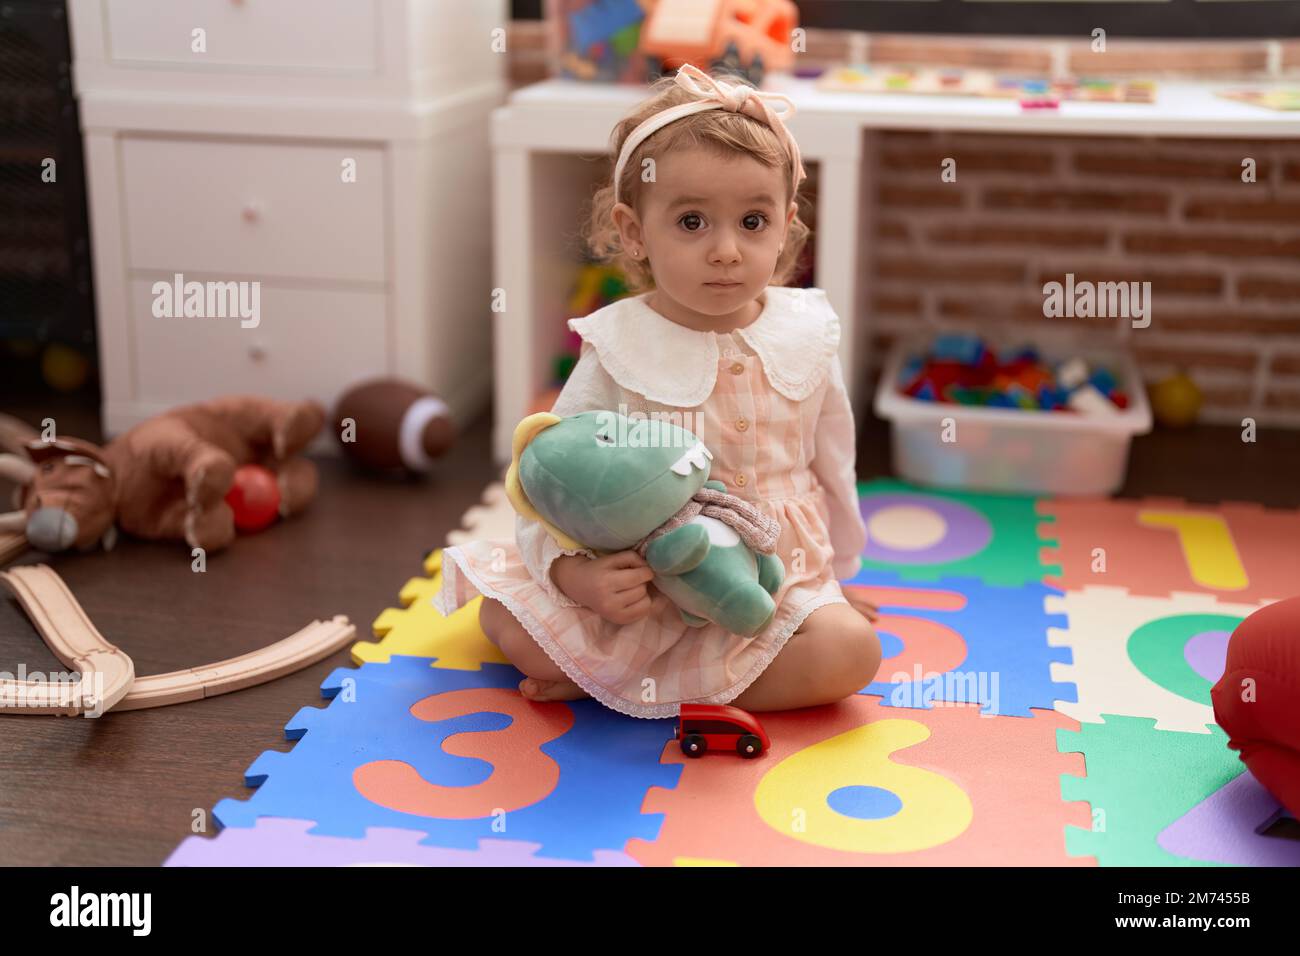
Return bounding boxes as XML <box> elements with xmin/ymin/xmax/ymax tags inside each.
<box><xmin>1019</xmin><ymin>95</ymin><xmax>1060</xmax><ymax>111</ymax></box>
<box><xmin>1219</xmin><ymin>87</ymin><xmax>1300</xmax><ymax>112</ymax></box>
<box><xmin>818</xmin><ymin>65</ymin><xmax>1156</xmax><ymax>104</ymax></box>
<box><xmin>1017</xmin><ymin>78</ymin><xmax>1058</xmax><ymax>111</ymax></box>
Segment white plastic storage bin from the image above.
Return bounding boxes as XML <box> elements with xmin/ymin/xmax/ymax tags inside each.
<box><xmin>874</xmin><ymin>335</ymin><xmax>1153</xmax><ymax>496</ymax></box>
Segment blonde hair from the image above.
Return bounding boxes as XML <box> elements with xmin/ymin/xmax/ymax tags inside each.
<box><xmin>582</xmin><ymin>71</ymin><xmax>812</xmax><ymax>294</ymax></box>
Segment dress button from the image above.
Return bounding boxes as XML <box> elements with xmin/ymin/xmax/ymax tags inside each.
<box><xmin>735</xmin><ymin>417</ymin><xmax>748</xmax><ymax>431</ymax></box>
<box><xmin>729</xmin><ymin>362</ymin><xmax>744</xmax><ymax>375</ymax></box>
<box><xmin>735</xmin><ymin>472</ymin><xmax>747</xmax><ymax>487</ymax></box>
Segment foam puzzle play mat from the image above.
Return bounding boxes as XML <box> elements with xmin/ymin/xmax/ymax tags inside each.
<box><xmin>167</xmin><ymin>479</ymin><xmax>1300</xmax><ymax>867</ymax></box>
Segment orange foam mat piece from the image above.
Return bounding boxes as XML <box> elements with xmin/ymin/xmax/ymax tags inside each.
<box><xmin>628</xmin><ymin>695</ymin><xmax>1094</xmax><ymax>867</ymax></box>
<box><xmin>1039</xmin><ymin>498</ymin><xmax>1300</xmax><ymax>604</ymax></box>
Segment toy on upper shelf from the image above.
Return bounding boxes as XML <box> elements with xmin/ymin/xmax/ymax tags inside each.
<box><xmin>1019</xmin><ymin>93</ymin><xmax>1060</xmax><ymax>111</ymax></box>
<box><xmin>532</xmin><ymin>262</ymin><xmax>632</xmax><ymax>414</ymax></box>
<box><xmin>569</xmin><ymin>261</ymin><xmax>630</xmax><ymax>325</ymax></box>
<box><xmin>819</xmin><ymin>65</ymin><xmax>1157</xmax><ymax>104</ymax></box>
<box><xmin>898</xmin><ymin>334</ymin><xmax>1130</xmax><ymax>415</ymax></box>
<box><xmin>548</xmin><ymin>0</ymin><xmax>799</xmax><ymax>86</ymax></box>
<box><xmin>549</xmin><ymin>0</ymin><xmax>648</xmax><ymax>84</ymax></box>
<box><xmin>639</xmin><ymin>0</ymin><xmax>798</xmax><ymax>85</ymax></box>
<box><xmin>1218</xmin><ymin>87</ymin><xmax>1300</xmax><ymax>112</ymax></box>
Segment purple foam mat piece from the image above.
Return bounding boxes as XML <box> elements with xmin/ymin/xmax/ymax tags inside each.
<box><xmin>1183</xmin><ymin>630</ymin><xmax>1230</xmax><ymax>683</ymax></box>
<box><xmin>1157</xmin><ymin>772</ymin><xmax>1300</xmax><ymax>867</ymax></box>
<box><xmin>165</xmin><ymin>817</ymin><xmax>641</xmax><ymax>867</ymax></box>
<box><xmin>859</xmin><ymin>493</ymin><xmax>992</xmax><ymax>566</ymax></box>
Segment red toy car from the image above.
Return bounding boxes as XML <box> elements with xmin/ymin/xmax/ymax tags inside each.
<box><xmin>675</xmin><ymin>704</ymin><xmax>770</xmax><ymax>758</ymax></box>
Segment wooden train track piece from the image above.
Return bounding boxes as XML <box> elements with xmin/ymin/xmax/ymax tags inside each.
<box><xmin>0</xmin><ymin>563</ymin><xmax>354</xmax><ymax>715</ymax></box>
<box><xmin>116</xmin><ymin>615</ymin><xmax>355</xmax><ymax>711</ymax></box>
<box><xmin>0</xmin><ymin>563</ymin><xmax>135</xmax><ymax>716</ymax></box>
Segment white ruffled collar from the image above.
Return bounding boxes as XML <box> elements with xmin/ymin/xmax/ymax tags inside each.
<box><xmin>567</xmin><ymin>286</ymin><xmax>840</xmax><ymax>407</ymax></box>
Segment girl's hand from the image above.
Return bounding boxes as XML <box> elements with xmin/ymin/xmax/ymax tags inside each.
<box><xmin>843</xmin><ymin>586</ymin><xmax>879</xmax><ymax>623</ymax></box>
<box><xmin>551</xmin><ymin>551</ymin><xmax>656</xmax><ymax>625</ymax></box>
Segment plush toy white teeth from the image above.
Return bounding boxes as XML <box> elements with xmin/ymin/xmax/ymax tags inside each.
<box><xmin>670</xmin><ymin>440</ymin><xmax>714</xmax><ymax>476</ymax></box>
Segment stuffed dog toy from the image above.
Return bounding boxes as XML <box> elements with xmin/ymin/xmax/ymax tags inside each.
<box><xmin>0</xmin><ymin>396</ymin><xmax>323</xmax><ymax>555</ymax></box>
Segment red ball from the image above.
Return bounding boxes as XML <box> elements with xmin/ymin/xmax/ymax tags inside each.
<box><xmin>225</xmin><ymin>464</ymin><xmax>282</xmax><ymax>533</ymax></box>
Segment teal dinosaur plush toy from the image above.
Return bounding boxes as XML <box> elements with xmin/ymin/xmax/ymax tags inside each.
<box><xmin>505</xmin><ymin>410</ymin><xmax>785</xmax><ymax>637</ymax></box>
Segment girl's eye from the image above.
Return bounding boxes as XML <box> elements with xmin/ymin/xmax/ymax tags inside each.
<box><xmin>680</xmin><ymin>213</ymin><xmax>703</xmax><ymax>231</ymax></box>
<box><xmin>743</xmin><ymin>213</ymin><xmax>768</xmax><ymax>230</ymax></box>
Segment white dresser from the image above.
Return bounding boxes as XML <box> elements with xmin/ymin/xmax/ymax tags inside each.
<box><xmin>69</xmin><ymin>0</ymin><xmax>507</xmax><ymax>439</ymax></box>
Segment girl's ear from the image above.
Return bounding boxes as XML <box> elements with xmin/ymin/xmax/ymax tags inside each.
<box><xmin>612</xmin><ymin>201</ymin><xmax>643</xmax><ymax>250</ymax></box>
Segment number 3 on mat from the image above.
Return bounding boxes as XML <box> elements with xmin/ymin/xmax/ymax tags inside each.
<box><xmin>354</xmin><ymin>688</ymin><xmax>573</xmax><ymax>819</ymax></box>
<box><xmin>754</xmin><ymin>719</ymin><xmax>973</xmax><ymax>854</ymax></box>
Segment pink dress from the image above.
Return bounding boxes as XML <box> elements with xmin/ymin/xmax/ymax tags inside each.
<box><xmin>434</xmin><ymin>286</ymin><xmax>867</xmax><ymax>719</ymax></box>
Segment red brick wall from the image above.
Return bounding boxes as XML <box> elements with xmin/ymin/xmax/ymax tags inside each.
<box><xmin>867</xmin><ymin>131</ymin><xmax>1300</xmax><ymax>425</ymax></box>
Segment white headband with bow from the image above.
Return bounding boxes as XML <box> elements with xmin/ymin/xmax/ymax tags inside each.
<box><xmin>613</xmin><ymin>64</ymin><xmax>807</xmax><ymax>207</ymax></box>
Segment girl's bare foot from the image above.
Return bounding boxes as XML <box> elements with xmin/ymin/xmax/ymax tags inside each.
<box><xmin>519</xmin><ymin>676</ymin><xmax>589</xmax><ymax>702</ymax></box>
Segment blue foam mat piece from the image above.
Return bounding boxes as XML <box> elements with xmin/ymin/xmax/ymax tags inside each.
<box><xmin>214</xmin><ymin>656</ymin><xmax>681</xmax><ymax>861</ymax></box>
<box><xmin>846</xmin><ymin>567</ymin><xmax>1075</xmax><ymax>718</ymax></box>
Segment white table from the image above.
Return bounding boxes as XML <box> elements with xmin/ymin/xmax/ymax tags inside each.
<box><xmin>490</xmin><ymin>75</ymin><xmax>1300</xmax><ymax>464</ymax></box>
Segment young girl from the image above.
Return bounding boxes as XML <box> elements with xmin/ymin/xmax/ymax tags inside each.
<box><xmin>434</xmin><ymin>65</ymin><xmax>881</xmax><ymax>719</ymax></box>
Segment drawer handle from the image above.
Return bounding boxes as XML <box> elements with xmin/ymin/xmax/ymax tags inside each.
<box><xmin>241</xmin><ymin>202</ymin><xmax>261</xmax><ymax>223</ymax></box>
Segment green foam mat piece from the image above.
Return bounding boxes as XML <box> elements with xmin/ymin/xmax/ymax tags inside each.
<box><xmin>1057</xmin><ymin>715</ymin><xmax>1245</xmax><ymax>866</ymax></box>
<box><xmin>856</xmin><ymin>478</ymin><xmax>1060</xmax><ymax>587</ymax></box>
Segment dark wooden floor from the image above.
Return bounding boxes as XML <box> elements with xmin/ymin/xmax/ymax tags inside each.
<box><xmin>1</xmin><ymin>408</ymin><xmax>1297</xmax><ymax>865</ymax></box>
<box><xmin>0</xmin><ymin>407</ymin><xmax>501</xmax><ymax>866</ymax></box>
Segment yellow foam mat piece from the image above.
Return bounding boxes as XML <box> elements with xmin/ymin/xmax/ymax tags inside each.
<box><xmin>674</xmin><ymin>858</ymin><xmax>740</xmax><ymax>867</ymax></box>
<box><xmin>351</xmin><ymin>549</ymin><xmax>509</xmax><ymax>672</ymax></box>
